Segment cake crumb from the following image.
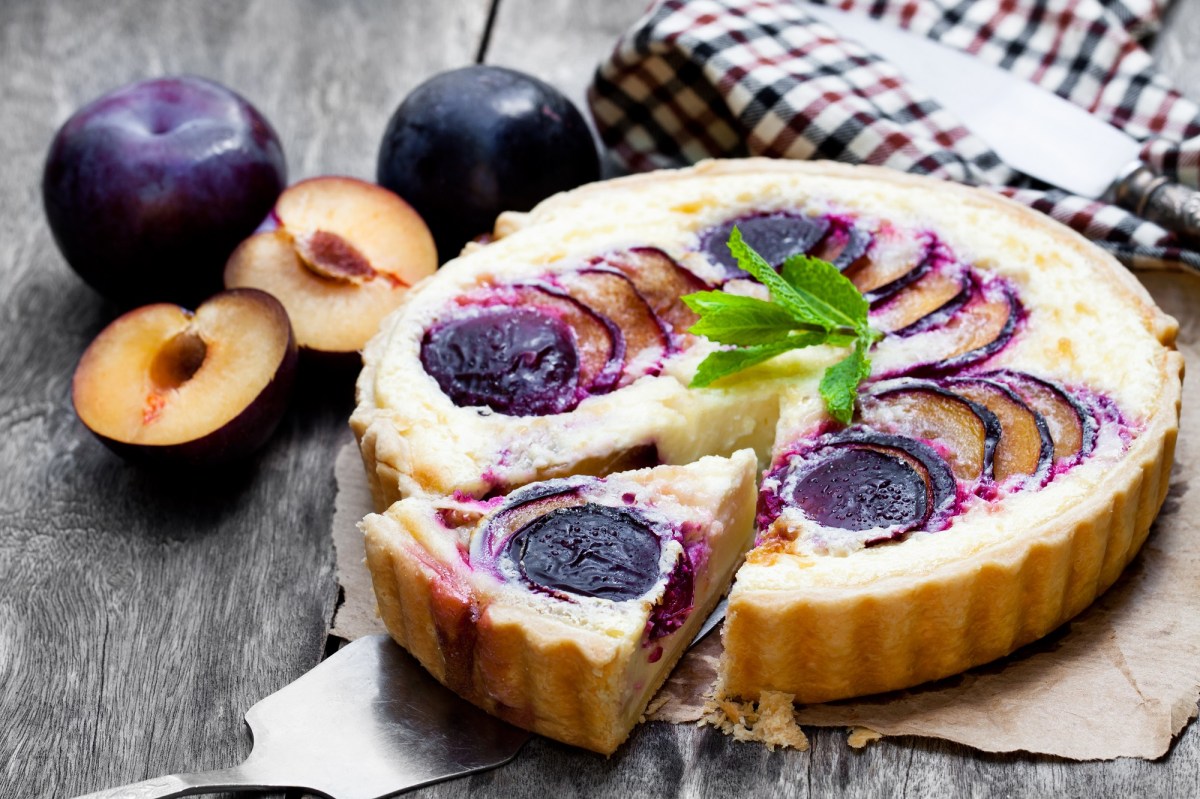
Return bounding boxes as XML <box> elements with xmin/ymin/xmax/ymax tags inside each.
<box><xmin>847</xmin><ymin>726</ymin><xmax>884</xmax><ymax>748</ymax></box>
<box><xmin>643</xmin><ymin>694</ymin><xmax>671</xmax><ymax>718</ymax></box>
<box><xmin>700</xmin><ymin>686</ymin><xmax>809</xmax><ymax>751</ymax></box>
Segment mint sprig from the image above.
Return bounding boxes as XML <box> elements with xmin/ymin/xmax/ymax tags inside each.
<box><xmin>685</xmin><ymin>226</ymin><xmax>881</xmax><ymax>423</ymax></box>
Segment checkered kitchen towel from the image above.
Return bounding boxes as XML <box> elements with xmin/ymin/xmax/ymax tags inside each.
<box><xmin>589</xmin><ymin>0</ymin><xmax>1200</xmax><ymax>272</ymax></box>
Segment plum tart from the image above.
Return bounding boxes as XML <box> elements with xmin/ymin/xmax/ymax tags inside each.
<box><xmin>353</xmin><ymin>159</ymin><xmax>1181</xmax><ymax>747</ymax></box>
<box><xmin>361</xmin><ymin>451</ymin><xmax>757</xmax><ymax>754</ymax></box>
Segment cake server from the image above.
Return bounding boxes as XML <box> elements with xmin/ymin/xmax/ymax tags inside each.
<box><xmin>72</xmin><ymin>602</ymin><xmax>728</xmax><ymax>799</ymax></box>
<box><xmin>71</xmin><ymin>635</ymin><xmax>529</xmax><ymax>799</ymax></box>
<box><xmin>805</xmin><ymin>2</ymin><xmax>1200</xmax><ymax>242</ymax></box>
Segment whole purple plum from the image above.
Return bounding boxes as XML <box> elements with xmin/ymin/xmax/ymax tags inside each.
<box><xmin>43</xmin><ymin>76</ymin><xmax>286</xmax><ymax>307</ymax></box>
<box><xmin>377</xmin><ymin>66</ymin><xmax>599</xmax><ymax>263</ymax></box>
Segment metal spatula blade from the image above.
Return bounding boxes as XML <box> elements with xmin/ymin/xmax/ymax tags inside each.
<box><xmin>72</xmin><ymin>635</ymin><xmax>530</xmax><ymax>799</ymax></box>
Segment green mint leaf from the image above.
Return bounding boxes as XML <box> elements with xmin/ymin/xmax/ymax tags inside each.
<box><xmin>779</xmin><ymin>254</ymin><xmax>868</xmax><ymax>330</ymax></box>
<box><xmin>818</xmin><ymin>336</ymin><xmax>874</xmax><ymax>424</ymax></box>
<box><xmin>687</xmin><ymin>229</ymin><xmax>881</xmax><ymax>421</ymax></box>
<box><xmin>685</xmin><ymin>292</ymin><xmax>808</xmax><ymax>346</ymax></box>
<box><xmin>680</xmin><ymin>290</ymin><xmax>743</xmax><ymax>315</ymax></box>
<box><xmin>689</xmin><ymin>340</ymin><xmax>804</xmax><ymax>388</ymax></box>
<box><xmin>727</xmin><ymin>227</ymin><xmax>833</xmax><ymax>330</ymax></box>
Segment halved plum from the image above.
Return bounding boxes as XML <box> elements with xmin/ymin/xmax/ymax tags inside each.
<box><xmin>808</xmin><ymin>217</ymin><xmax>872</xmax><ymax>271</ymax></box>
<box><xmin>700</xmin><ymin>212</ymin><xmax>830</xmax><ymax>279</ymax></box>
<box><xmin>71</xmin><ymin>289</ymin><xmax>297</xmax><ymax>467</ymax></box>
<box><xmin>604</xmin><ymin>247</ymin><xmax>709</xmax><ymax>333</ymax></box>
<box><xmin>556</xmin><ymin>267</ymin><xmax>670</xmax><ymax>383</ymax></box>
<box><xmin>870</xmin><ymin>266</ymin><xmax>971</xmax><ymax>336</ymax></box>
<box><xmin>986</xmin><ymin>370</ymin><xmax>1097</xmax><ymax>464</ymax></box>
<box><xmin>844</xmin><ymin>228</ymin><xmax>931</xmax><ymax>303</ymax></box>
<box><xmin>944</xmin><ymin>377</ymin><xmax>1053</xmax><ymax>485</ymax></box>
<box><xmin>421</xmin><ymin>308</ymin><xmax>580</xmax><ymax>417</ymax></box>
<box><xmin>858</xmin><ymin>382</ymin><xmax>999</xmax><ymax>482</ymax></box>
<box><xmin>505</xmin><ymin>503</ymin><xmax>663</xmax><ymax>600</ymax></box>
<box><xmin>777</xmin><ymin>431</ymin><xmax>957</xmax><ymax>541</ymax></box>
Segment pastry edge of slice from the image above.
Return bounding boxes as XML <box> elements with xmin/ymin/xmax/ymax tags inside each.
<box><xmin>361</xmin><ymin>450</ymin><xmax>758</xmax><ymax>754</ymax></box>
<box><xmin>721</xmin><ymin>350</ymin><xmax>1182</xmax><ymax>704</ymax></box>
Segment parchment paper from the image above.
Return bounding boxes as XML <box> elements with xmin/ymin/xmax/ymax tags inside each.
<box><xmin>329</xmin><ymin>273</ymin><xmax>1200</xmax><ymax>760</ymax></box>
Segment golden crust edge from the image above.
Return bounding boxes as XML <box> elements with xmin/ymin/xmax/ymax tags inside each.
<box><xmin>361</xmin><ymin>457</ymin><xmax>759</xmax><ymax>755</ymax></box>
<box><xmin>722</xmin><ymin>348</ymin><xmax>1182</xmax><ymax>704</ymax></box>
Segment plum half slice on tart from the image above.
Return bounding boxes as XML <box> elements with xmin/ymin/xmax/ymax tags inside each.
<box><xmin>361</xmin><ymin>450</ymin><xmax>758</xmax><ymax>755</ymax></box>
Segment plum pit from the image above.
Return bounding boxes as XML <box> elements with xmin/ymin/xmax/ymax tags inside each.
<box><xmin>294</xmin><ymin>230</ymin><xmax>377</xmax><ymax>283</ymax></box>
<box><xmin>149</xmin><ymin>329</ymin><xmax>208</xmax><ymax>391</ymax></box>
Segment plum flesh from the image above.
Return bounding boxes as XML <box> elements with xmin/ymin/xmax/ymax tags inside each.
<box><xmin>859</xmin><ymin>382</ymin><xmax>999</xmax><ymax>482</ymax></box>
<box><xmin>421</xmin><ymin>307</ymin><xmax>580</xmax><ymax>416</ymax></box>
<box><xmin>507</xmin><ymin>504</ymin><xmax>662</xmax><ymax>600</ymax></box>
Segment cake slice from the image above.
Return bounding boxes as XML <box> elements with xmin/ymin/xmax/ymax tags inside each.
<box><xmin>361</xmin><ymin>450</ymin><xmax>757</xmax><ymax>754</ymax></box>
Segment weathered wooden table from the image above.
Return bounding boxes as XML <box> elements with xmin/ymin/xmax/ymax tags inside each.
<box><xmin>4</xmin><ymin>1</ymin><xmax>1200</xmax><ymax>796</ymax></box>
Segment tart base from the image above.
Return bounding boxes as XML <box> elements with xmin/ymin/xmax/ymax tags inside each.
<box><xmin>363</xmin><ymin>453</ymin><xmax>758</xmax><ymax>754</ymax></box>
<box><xmin>722</xmin><ymin>357</ymin><xmax>1181</xmax><ymax>703</ymax></box>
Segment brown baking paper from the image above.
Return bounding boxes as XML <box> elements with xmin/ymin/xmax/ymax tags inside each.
<box><xmin>330</xmin><ymin>272</ymin><xmax>1200</xmax><ymax>760</ymax></box>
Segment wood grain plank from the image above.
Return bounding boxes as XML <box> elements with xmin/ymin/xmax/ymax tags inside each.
<box><xmin>4</xmin><ymin>0</ymin><xmax>1200</xmax><ymax>797</ymax></box>
<box><xmin>0</xmin><ymin>1</ymin><xmax>490</xmax><ymax>796</ymax></box>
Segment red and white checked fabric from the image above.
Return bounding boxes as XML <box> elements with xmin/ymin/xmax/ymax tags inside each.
<box><xmin>589</xmin><ymin>0</ymin><xmax>1200</xmax><ymax>272</ymax></box>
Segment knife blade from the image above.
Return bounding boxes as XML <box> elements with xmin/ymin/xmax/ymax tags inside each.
<box><xmin>804</xmin><ymin>2</ymin><xmax>1200</xmax><ymax>242</ymax></box>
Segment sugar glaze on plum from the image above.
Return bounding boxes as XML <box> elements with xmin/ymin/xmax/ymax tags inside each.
<box><xmin>471</xmin><ymin>475</ymin><xmax>700</xmax><ymax>644</ymax></box>
<box><xmin>421</xmin><ymin>250</ymin><xmax>710</xmax><ymax>416</ymax></box>
<box><xmin>761</xmin><ymin>368</ymin><xmax>1121</xmax><ymax>554</ymax></box>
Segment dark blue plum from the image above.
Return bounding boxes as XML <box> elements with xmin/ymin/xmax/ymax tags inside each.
<box><xmin>506</xmin><ymin>504</ymin><xmax>661</xmax><ymax>600</ymax></box>
<box><xmin>701</xmin><ymin>212</ymin><xmax>830</xmax><ymax>278</ymax></box>
<box><xmin>43</xmin><ymin>76</ymin><xmax>286</xmax><ymax>307</ymax></box>
<box><xmin>377</xmin><ymin>66</ymin><xmax>600</xmax><ymax>263</ymax></box>
<box><xmin>421</xmin><ymin>307</ymin><xmax>580</xmax><ymax>416</ymax></box>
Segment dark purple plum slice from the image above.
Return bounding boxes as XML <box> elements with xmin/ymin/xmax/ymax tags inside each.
<box><xmin>495</xmin><ymin>282</ymin><xmax>622</xmax><ymax>393</ymax></box>
<box><xmin>859</xmin><ymin>382</ymin><xmax>999</xmax><ymax>482</ymax></box>
<box><xmin>845</xmin><ymin>227</ymin><xmax>931</xmax><ymax>304</ymax></box>
<box><xmin>781</xmin><ymin>431</ymin><xmax>957</xmax><ymax>539</ymax></box>
<box><xmin>808</xmin><ymin>218</ymin><xmax>872</xmax><ymax>271</ymax></box>
<box><xmin>421</xmin><ymin>307</ymin><xmax>579</xmax><ymax>416</ymax></box>
<box><xmin>700</xmin><ymin>212</ymin><xmax>831</xmax><ymax>279</ymax></box>
<box><xmin>556</xmin><ymin>267</ymin><xmax>671</xmax><ymax>383</ymax></box>
<box><xmin>789</xmin><ymin>447</ymin><xmax>929</xmax><ymax>532</ymax></box>
<box><xmin>986</xmin><ymin>370</ymin><xmax>1097</xmax><ymax>463</ymax></box>
<box><xmin>506</xmin><ymin>503</ymin><xmax>662</xmax><ymax>600</ymax></box>
<box><xmin>870</xmin><ymin>266</ymin><xmax>972</xmax><ymax>336</ymax></box>
<box><xmin>944</xmin><ymin>377</ymin><xmax>1053</xmax><ymax>486</ymax></box>
<box><xmin>604</xmin><ymin>247</ymin><xmax>710</xmax><ymax>333</ymax></box>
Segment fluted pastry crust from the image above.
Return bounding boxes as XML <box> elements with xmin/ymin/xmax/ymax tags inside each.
<box><xmin>362</xmin><ymin>453</ymin><xmax>758</xmax><ymax>754</ymax></box>
<box><xmin>354</xmin><ymin>158</ymin><xmax>1182</xmax><ymax>738</ymax></box>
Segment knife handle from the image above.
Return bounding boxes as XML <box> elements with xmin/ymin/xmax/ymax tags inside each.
<box><xmin>1113</xmin><ymin>164</ymin><xmax>1200</xmax><ymax>243</ymax></box>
